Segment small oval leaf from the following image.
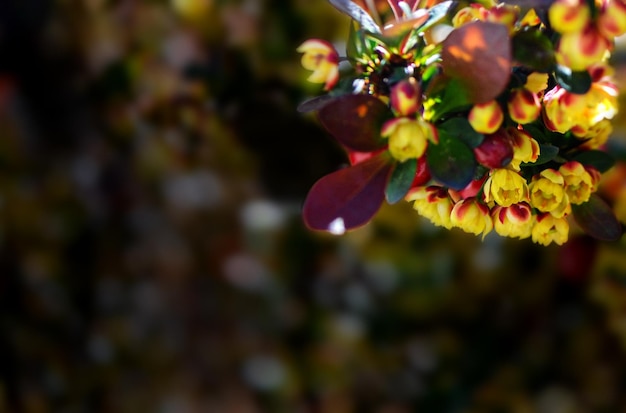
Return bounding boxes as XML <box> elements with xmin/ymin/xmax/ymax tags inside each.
<box><xmin>512</xmin><ymin>29</ymin><xmax>556</xmax><ymax>72</ymax></box>
<box><xmin>426</xmin><ymin>132</ymin><xmax>476</xmax><ymax>190</ymax></box>
<box><xmin>555</xmin><ymin>65</ymin><xmax>592</xmax><ymax>95</ymax></box>
<box><xmin>572</xmin><ymin>194</ymin><xmax>623</xmax><ymax>241</ymax></box>
<box><xmin>572</xmin><ymin>149</ymin><xmax>615</xmax><ymax>173</ymax></box>
<box><xmin>441</xmin><ymin>22</ymin><xmax>512</xmax><ymax>104</ymax></box>
<box><xmin>318</xmin><ymin>94</ymin><xmax>393</xmax><ymax>151</ymax></box>
<box><xmin>437</xmin><ymin>117</ymin><xmax>484</xmax><ymax>148</ymax></box>
<box><xmin>298</xmin><ymin>95</ymin><xmax>336</xmax><ymax>113</ymax></box>
<box><xmin>386</xmin><ymin>159</ymin><xmax>417</xmax><ymax>204</ymax></box>
<box><xmin>303</xmin><ymin>153</ymin><xmax>393</xmax><ymax>232</ymax></box>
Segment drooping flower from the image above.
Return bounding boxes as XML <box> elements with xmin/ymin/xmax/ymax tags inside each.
<box><xmin>548</xmin><ymin>0</ymin><xmax>591</xmax><ymax>34</ymax></box>
<box><xmin>509</xmin><ymin>128</ymin><xmax>540</xmax><ymax>171</ymax></box>
<box><xmin>528</xmin><ymin>169</ymin><xmax>570</xmax><ymax>217</ymax></box>
<box><xmin>559</xmin><ymin>161</ymin><xmax>595</xmax><ymax>205</ymax></box>
<box><xmin>297</xmin><ymin>39</ymin><xmax>339</xmax><ymax>90</ymax></box>
<box><xmin>484</xmin><ymin>168</ymin><xmax>529</xmax><ymax>207</ymax></box>
<box><xmin>492</xmin><ymin>202</ymin><xmax>535</xmax><ymax>239</ymax></box>
<box><xmin>450</xmin><ymin>198</ymin><xmax>493</xmax><ymax>238</ymax></box>
<box><xmin>381</xmin><ymin>117</ymin><xmax>437</xmax><ymax>162</ymax></box>
<box><xmin>406</xmin><ymin>186</ymin><xmax>455</xmax><ymax>229</ymax></box>
<box><xmin>531</xmin><ymin>213</ymin><xmax>570</xmax><ymax>246</ymax></box>
<box><xmin>469</xmin><ymin>100</ymin><xmax>504</xmax><ymax>134</ymax></box>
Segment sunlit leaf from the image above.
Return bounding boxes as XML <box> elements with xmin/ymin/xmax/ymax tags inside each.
<box><xmin>441</xmin><ymin>22</ymin><xmax>512</xmax><ymax>103</ymax></box>
<box><xmin>318</xmin><ymin>94</ymin><xmax>392</xmax><ymax>151</ymax></box>
<box><xmin>402</xmin><ymin>1</ymin><xmax>455</xmax><ymax>52</ymax></box>
<box><xmin>386</xmin><ymin>158</ymin><xmax>417</xmax><ymax>204</ymax></box>
<box><xmin>426</xmin><ymin>132</ymin><xmax>476</xmax><ymax>190</ymax></box>
<box><xmin>572</xmin><ymin>194</ymin><xmax>622</xmax><ymax>241</ymax></box>
<box><xmin>303</xmin><ymin>153</ymin><xmax>393</xmax><ymax>232</ymax></box>
<box><xmin>329</xmin><ymin>0</ymin><xmax>382</xmax><ymax>33</ymax></box>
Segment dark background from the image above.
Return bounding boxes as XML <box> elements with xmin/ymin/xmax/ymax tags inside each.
<box><xmin>1</xmin><ymin>0</ymin><xmax>626</xmax><ymax>411</ymax></box>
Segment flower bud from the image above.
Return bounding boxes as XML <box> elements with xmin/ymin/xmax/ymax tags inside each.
<box><xmin>556</xmin><ymin>25</ymin><xmax>611</xmax><ymax>71</ymax></box>
<box><xmin>508</xmin><ymin>88</ymin><xmax>541</xmax><ymax>124</ymax></box>
<box><xmin>450</xmin><ymin>198</ymin><xmax>493</xmax><ymax>238</ymax></box>
<box><xmin>548</xmin><ymin>0</ymin><xmax>591</xmax><ymax>34</ymax></box>
<box><xmin>469</xmin><ymin>100</ymin><xmax>504</xmax><ymax>134</ymax></box>
<box><xmin>488</xmin><ymin>4</ymin><xmax>519</xmax><ymax>33</ymax></box>
<box><xmin>473</xmin><ymin>130</ymin><xmax>514</xmax><ymax>169</ymax></box>
<box><xmin>406</xmin><ymin>186</ymin><xmax>454</xmax><ymax>229</ymax></box>
<box><xmin>509</xmin><ymin>128</ymin><xmax>540</xmax><ymax>170</ymax></box>
<box><xmin>492</xmin><ymin>202</ymin><xmax>535</xmax><ymax>239</ymax></box>
<box><xmin>532</xmin><ymin>213</ymin><xmax>569</xmax><ymax>246</ymax></box>
<box><xmin>598</xmin><ymin>0</ymin><xmax>626</xmax><ymax>38</ymax></box>
<box><xmin>390</xmin><ymin>78</ymin><xmax>421</xmax><ymax>116</ymax></box>
<box><xmin>411</xmin><ymin>155</ymin><xmax>431</xmax><ymax>187</ymax></box>
<box><xmin>297</xmin><ymin>39</ymin><xmax>340</xmax><ymax>90</ymax></box>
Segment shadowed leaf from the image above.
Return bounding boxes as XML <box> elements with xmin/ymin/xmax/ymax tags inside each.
<box><xmin>329</xmin><ymin>0</ymin><xmax>382</xmax><ymax>33</ymax></box>
<box><xmin>426</xmin><ymin>132</ymin><xmax>476</xmax><ymax>190</ymax></box>
<box><xmin>572</xmin><ymin>150</ymin><xmax>615</xmax><ymax>173</ymax></box>
<box><xmin>318</xmin><ymin>94</ymin><xmax>393</xmax><ymax>151</ymax></box>
<box><xmin>297</xmin><ymin>95</ymin><xmax>336</xmax><ymax>113</ymax></box>
<box><xmin>555</xmin><ymin>65</ymin><xmax>592</xmax><ymax>94</ymax></box>
<box><xmin>442</xmin><ymin>22</ymin><xmax>512</xmax><ymax>103</ymax></box>
<box><xmin>512</xmin><ymin>29</ymin><xmax>556</xmax><ymax>72</ymax></box>
<box><xmin>303</xmin><ymin>153</ymin><xmax>393</xmax><ymax>232</ymax></box>
<box><xmin>386</xmin><ymin>159</ymin><xmax>417</xmax><ymax>204</ymax></box>
<box><xmin>572</xmin><ymin>194</ymin><xmax>622</xmax><ymax>241</ymax></box>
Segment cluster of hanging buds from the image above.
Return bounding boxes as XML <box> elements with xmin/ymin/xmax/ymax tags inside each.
<box><xmin>298</xmin><ymin>0</ymin><xmax>623</xmax><ymax>245</ymax></box>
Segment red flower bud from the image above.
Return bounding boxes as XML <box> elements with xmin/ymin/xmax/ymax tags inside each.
<box><xmin>411</xmin><ymin>155</ymin><xmax>431</xmax><ymax>187</ymax></box>
<box><xmin>473</xmin><ymin>130</ymin><xmax>514</xmax><ymax>169</ymax></box>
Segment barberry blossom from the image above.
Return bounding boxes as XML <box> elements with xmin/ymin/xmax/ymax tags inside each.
<box><xmin>531</xmin><ymin>214</ymin><xmax>570</xmax><ymax>246</ymax></box>
<box><xmin>492</xmin><ymin>202</ymin><xmax>535</xmax><ymax>239</ymax></box>
<box><xmin>450</xmin><ymin>198</ymin><xmax>493</xmax><ymax>238</ymax></box>
<box><xmin>390</xmin><ymin>78</ymin><xmax>421</xmax><ymax>116</ymax></box>
<box><xmin>484</xmin><ymin>169</ymin><xmax>529</xmax><ymax>207</ymax></box>
<box><xmin>381</xmin><ymin>117</ymin><xmax>437</xmax><ymax>162</ymax></box>
<box><xmin>529</xmin><ymin>169</ymin><xmax>570</xmax><ymax>218</ymax></box>
<box><xmin>406</xmin><ymin>186</ymin><xmax>454</xmax><ymax>229</ymax></box>
<box><xmin>469</xmin><ymin>100</ymin><xmax>504</xmax><ymax>134</ymax></box>
<box><xmin>509</xmin><ymin>128</ymin><xmax>540</xmax><ymax>171</ymax></box>
<box><xmin>508</xmin><ymin>88</ymin><xmax>541</xmax><ymax>124</ymax></box>
<box><xmin>548</xmin><ymin>0</ymin><xmax>590</xmax><ymax>34</ymax></box>
<box><xmin>559</xmin><ymin>162</ymin><xmax>595</xmax><ymax>205</ymax></box>
<box><xmin>297</xmin><ymin>39</ymin><xmax>339</xmax><ymax>90</ymax></box>
<box><xmin>597</xmin><ymin>0</ymin><xmax>626</xmax><ymax>38</ymax></box>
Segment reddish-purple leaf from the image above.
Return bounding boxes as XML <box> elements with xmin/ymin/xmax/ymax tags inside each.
<box><xmin>572</xmin><ymin>194</ymin><xmax>622</xmax><ymax>241</ymax></box>
<box><xmin>318</xmin><ymin>94</ymin><xmax>392</xmax><ymax>152</ymax></box>
<box><xmin>441</xmin><ymin>22</ymin><xmax>512</xmax><ymax>104</ymax></box>
<box><xmin>303</xmin><ymin>153</ymin><xmax>393</xmax><ymax>233</ymax></box>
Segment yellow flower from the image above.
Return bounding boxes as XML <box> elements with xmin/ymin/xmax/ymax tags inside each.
<box><xmin>525</xmin><ymin>72</ymin><xmax>549</xmax><ymax>94</ymax></box>
<box><xmin>529</xmin><ymin>169</ymin><xmax>570</xmax><ymax>217</ymax></box>
<box><xmin>484</xmin><ymin>169</ymin><xmax>529</xmax><ymax>207</ymax></box>
<box><xmin>579</xmin><ymin>119</ymin><xmax>612</xmax><ymax>149</ymax></box>
<box><xmin>531</xmin><ymin>213</ymin><xmax>569</xmax><ymax>246</ymax></box>
<box><xmin>406</xmin><ymin>186</ymin><xmax>454</xmax><ymax>229</ymax></box>
<box><xmin>469</xmin><ymin>100</ymin><xmax>504</xmax><ymax>134</ymax></box>
<box><xmin>492</xmin><ymin>202</ymin><xmax>535</xmax><ymax>239</ymax></box>
<box><xmin>450</xmin><ymin>198</ymin><xmax>493</xmax><ymax>238</ymax></box>
<box><xmin>297</xmin><ymin>39</ymin><xmax>339</xmax><ymax>90</ymax></box>
<box><xmin>556</xmin><ymin>25</ymin><xmax>611</xmax><ymax>71</ymax></box>
<box><xmin>509</xmin><ymin>128</ymin><xmax>540</xmax><ymax>171</ymax></box>
<box><xmin>452</xmin><ymin>5</ymin><xmax>488</xmax><ymax>27</ymax></box>
<box><xmin>508</xmin><ymin>88</ymin><xmax>541</xmax><ymax>124</ymax></box>
<box><xmin>381</xmin><ymin>117</ymin><xmax>436</xmax><ymax>162</ymax></box>
<box><xmin>548</xmin><ymin>0</ymin><xmax>591</xmax><ymax>34</ymax></box>
<box><xmin>487</xmin><ymin>4</ymin><xmax>519</xmax><ymax>33</ymax></box>
<box><xmin>598</xmin><ymin>0</ymin><xmax>626</xmax><ymax>38</ymax></box>
<box><xmin>559</xmin><ymin>161</ymin><xmax>595</xmax><ymax>204</ymax></box>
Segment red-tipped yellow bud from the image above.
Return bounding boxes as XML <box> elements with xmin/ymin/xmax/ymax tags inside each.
<box><xmin>598</xmin><ymin>0</ymin><xmax>626</xmax><ymax>38</ymax></box>
<box><xmin>509</xmin><ymin>128</ymin><xmax>540</xmax><ymax>170</ymax></box>
<box><xmin>492</xmin><ymin>202</ymin><xmax>535</xmax><ymax>239</ymax></box>
<box><xmin>469</xmin><ymin>100</ymin><xmax>504</xmax><ymax>134</ymax></box>
<box><xmin>390</xmin><ymin>78</ymin><xmax>421</xmax><ymax>116</ymax></box>
<box><xmin>556</xmin><ymin>25</ymin><xmax>611</xmax><ymax>71</ymax></box>
<box><xmin>297</xmin><ymin>39</ymin><xmax>339</xmax><ymax>90</ymax></box>
<box><xmin>450</xmin><ymin>198</ymin><xmax>493</xmax><ymax>238</ymax></box>
<box><xmin>488</xmin><ymin>4</ymin><xmax>519</xmax><ymax>33</ymax></box>
<box><xmin>508</xmin><ymin>88</ymin><xmax>541</xmax><ymax>124</ymax></box>
<box><xmin>548</xmin><ymin>0</ymin><xmax>591</xmax><ymax>34</ymax></box>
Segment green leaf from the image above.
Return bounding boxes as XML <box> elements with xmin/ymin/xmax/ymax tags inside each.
<box><xmin>524</xmin><ymin>144</ymin><xmax>559</xmax><ymax>166</ymax></box>
<box><xmin>554</xmin><ymin>65</ymin><xmax>592</xmax><ymax>94</ymax></box>
<box><xmin>512</xmin><ymin>29</ymin><xmax>556</xmax><ymax>73</ymax></box>
<box><xmin>441</xmin><ymin>22</ymin><xmax>512</xmax><ymax>103</ymax></box>
<box><xmin>437</xmin><ymin>117</ymin><xmax>484</xmax><ymax>148</ymax></box>
<box><xmin>347</xmin><ymin>20</ymin><xmax>367</xmax><ymax>61</ymax></box>
<box><xmin>572</xmin><ymin>150</ymin><xmax>615</xmax><ymax>172</ymax></box>
<box><xmin>424</xmin><ymin>76</ymin><xmax>472</xmax><ymax>122</ymax></box>
<box><xmin>386</xmin><ymin>159</ymin><xmax>417</xmax><ymax>204</ymax></box>
<box><xmin>426</xmin><ymin>132</ymin><xmax>476</xmax><ymax>190</ymax></box>
<box><xmin>572</xmin><ymin>194</ymin><xmax>622</xmax><ymax>241</ymax></box>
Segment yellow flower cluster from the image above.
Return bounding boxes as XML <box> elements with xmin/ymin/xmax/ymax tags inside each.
<box><xmin>407</xmin><ymin>160</ymin><xmax>600</xmax><ymax>246</ymax></box>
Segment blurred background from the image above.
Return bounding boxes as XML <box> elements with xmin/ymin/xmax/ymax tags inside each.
<box><xmin>2</xmin><ymin>0</ymin><xmax>626</xmax><ymax>412</ymax></box>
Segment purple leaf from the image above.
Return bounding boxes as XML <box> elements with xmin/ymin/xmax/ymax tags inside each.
<box><xmin>318</xmin><ymin>94</ymin><xmax>392</xmax><ymax>152</ymax></box>
<box><xmin>572</xmin><ymin>194</ymin><xmax>623</xmax><ymax>241</ymax></box>
<box><xmin>303</xmin><ymin>153</ymin><xmax>393</xmax><ymax>233</ymax></box>
<box><xmin>442</xmin><ymin>22</ymin><xmax>512</xmax><ymax>104</ymax></box>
